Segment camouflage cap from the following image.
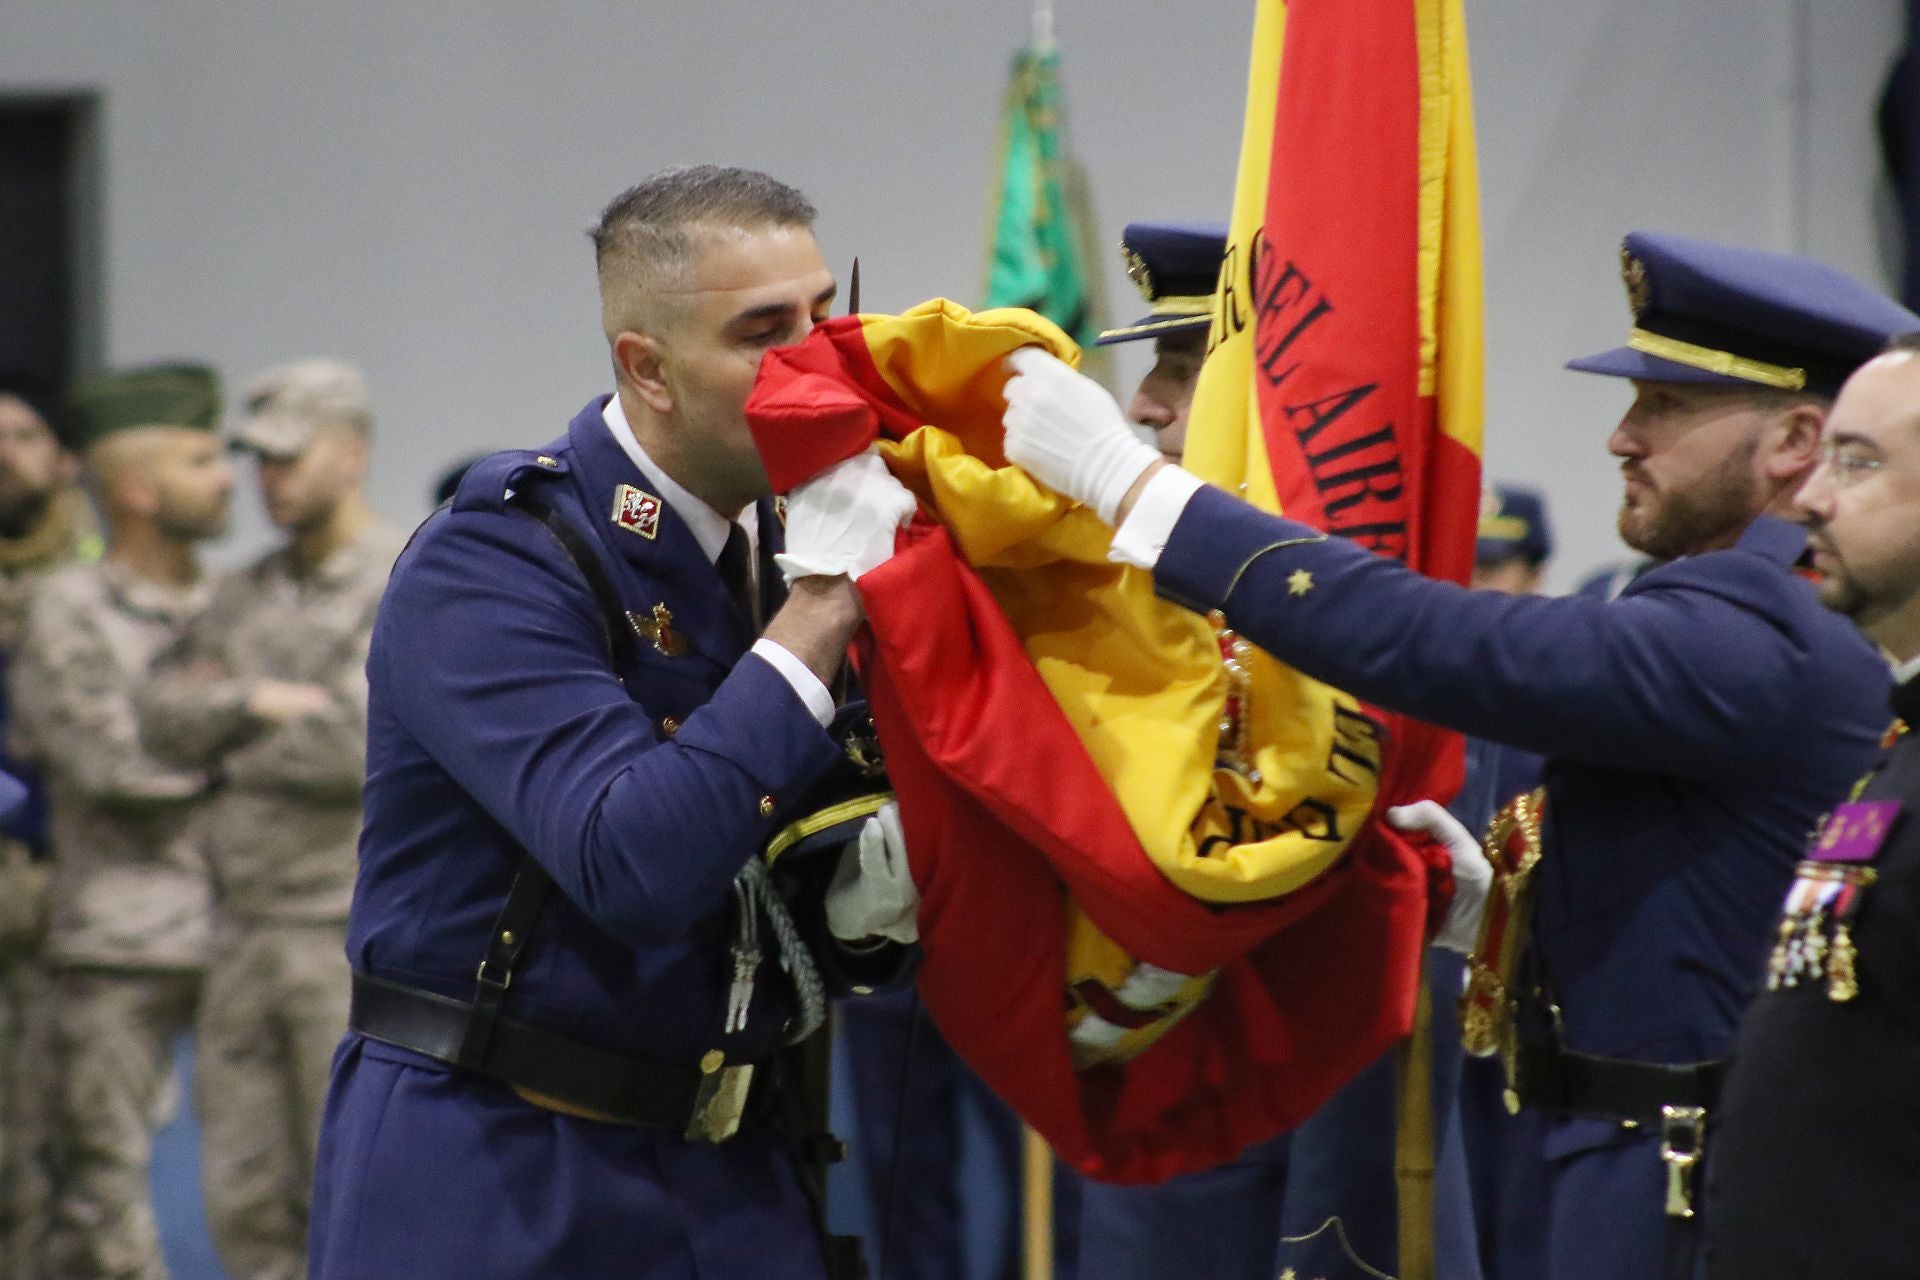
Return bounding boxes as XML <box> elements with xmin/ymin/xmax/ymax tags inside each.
<box><xmin>233</xmin><ymin>359</ymin><xmax>371</xmax><ymax>458</ymax></box>
<box><xmin>65</xmin><ymin>362</ymin><xmax>222</xmax><ymax>450</ymax></box>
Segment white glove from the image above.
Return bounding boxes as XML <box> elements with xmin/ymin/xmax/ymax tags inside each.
<box><xmin>1386</xmin><ymin>800</ymin><xmax>1493</xmax><ymax>955</ymax></box>
<box><xmin>824</xmin><ymin>801</ymin><xmax>919</xmax><ymax>945</ymax></box>
<box><xmin>773</xmin><ymin>451</ymin><xmax>918</xmax><ymax>585</ymax></box>
<box><xmin>1002</xmin><ymin>347</ymin><xmax>1163</xmax><ymax>524</ymax></box>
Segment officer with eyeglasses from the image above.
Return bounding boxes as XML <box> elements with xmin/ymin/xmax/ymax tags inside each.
<box><xmin>996</xmin><ymin>231</ymin><xmax>1917</xmax><ymax>1280</ymax></box>
<box><xmin>1707</xmin><ymin>330</ymin><xmax>1920</xmax><ymax>1279</ymax></box>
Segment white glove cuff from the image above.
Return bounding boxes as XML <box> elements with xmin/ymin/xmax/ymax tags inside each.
<box><xmin>774</xmin><ymin>548</ymin><xmax>851</xmax><ymax>584</ymax></box>
<box><xmin>1080</xmin><ymin>435</ymin><xmax>1166</xmax><ymax>525</ymax></box>
<box><xmin>772</xmin><ymin>532</ymin><xmax>901</xmax><ymax>585</ymax></box>
<box><xmin>1433</xmin><ymin>886</ymin><xmax>1488</xmax><ymax>955</ymax></box>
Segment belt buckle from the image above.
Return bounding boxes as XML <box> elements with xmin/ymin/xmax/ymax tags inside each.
<box><xmin>685</xmin><ymin>1049</ymin><xmax>752</xmax><ymax>1143</ymax></box>
<box><xmin>1659</xmin><ymin>1103</ymin><xmax>1707</xmax><ymax>1218</ymax></box>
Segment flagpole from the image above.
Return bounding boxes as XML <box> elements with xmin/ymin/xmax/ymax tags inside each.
<box><xmin>1023</xmin><ymin>20</ymin><xmax>1059</xmax><ymax>1262</ymax></box>
<box><xmin>1021</xmin><ymin>1128</ymin><xmax>1053</xmax><ymax>1280</ymax></box>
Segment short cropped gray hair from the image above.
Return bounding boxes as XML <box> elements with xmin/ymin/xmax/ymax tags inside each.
<box><xmin>591</xmin><ymin>166</ymin><xmax>816</xmax><ymax>336</ymax></box>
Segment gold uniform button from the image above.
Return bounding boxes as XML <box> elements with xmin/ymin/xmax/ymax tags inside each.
<box><xmin>660</xmin><ymin>715</ymin><xmax>680</xmax><ymax>737</ymax></box>
<box><xmin>758</xmin><ymin>794</ymin><xmax>775</xmax><ymax>817</ymax></box>
<box><xmin>535</xmin><ymin>454</ymin><xmax>559</xmax><ymax>468</ymax></box>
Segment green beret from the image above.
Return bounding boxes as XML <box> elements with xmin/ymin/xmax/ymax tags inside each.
<box><xmin>65</xmin><ymin>362</ymin><xmax>222</xmax><ymax>449</ymax></box>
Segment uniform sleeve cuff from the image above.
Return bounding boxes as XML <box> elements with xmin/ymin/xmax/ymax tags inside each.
<box><xmin>750</xmin><ymin>639</ymin><xmax>835</xmax><ymax>727</ymax></box>
<box><xmin>1107</xmin><ymin>466</ymin><xmax>1205</xmax><ymax>570</ymax></box>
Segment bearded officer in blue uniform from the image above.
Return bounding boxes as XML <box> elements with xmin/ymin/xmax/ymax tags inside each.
<box><xmin>1000</xmin><ymin>232</ymin><xmax>1909</xmax><ymax>1280</ymax></box>
<box><xmin>308</xmin><ymin>166</ymin><xmax>922</xmax><ymax>1280</ymax></box>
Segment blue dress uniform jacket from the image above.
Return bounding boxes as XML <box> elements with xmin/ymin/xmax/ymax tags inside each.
<box><xmin>1152</xmin><ymin>486</ymin><xmax>1889</xmax><ymax>1280</ymax></box>
<box><xmin>308</xmin><ymin>401</ymin><xmax>849</xmax><ymax>1280</ymax></box>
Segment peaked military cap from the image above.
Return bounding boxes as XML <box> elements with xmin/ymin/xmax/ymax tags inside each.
<box><xmin>1567</xmin><ymin>231</ymin><xmax>1920</xmax><ymax>396</ymax></box>
<box><xmin>65</xmin><ymin>362</ymin><xmax>221</xmax><ymax>449</ymax></box>
<box><xmin>1095</xmin><ymin>221</ymin><xmax>1227</xmax><ymax>346</ymax></box>
<box><xmin>1476</xmin><ymin>483</ymin><xmax>1552</xmax><ymax>568</ymax></box>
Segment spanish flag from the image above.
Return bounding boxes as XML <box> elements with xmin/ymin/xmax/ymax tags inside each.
<box><xmin>745</xmin><ymin>0</ymin><xmax>1481</xmax><ymax>1184</ymax></box>
<box><xmin>750</xmin><ymin>307</ymin><xmax>1451</xmax><ymax>1184</ymax></box>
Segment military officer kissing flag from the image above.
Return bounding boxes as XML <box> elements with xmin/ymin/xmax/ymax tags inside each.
<box><xmin>743</xmin><ymin>0</ymin><xmax>1483</xmax><ymax>1187</ymax></box>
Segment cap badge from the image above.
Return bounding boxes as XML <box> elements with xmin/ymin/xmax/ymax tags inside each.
<box><xmin>1122</xmin><ymin>244</ymin><xmax>1155</xmax><ymax>303</ymax></box>
<box><xmin>1620</xmin><ymin>247</ymin><xmax>1652</xmax><ymax>317</ymax></box>
<box><xmin>611</xmin><ymin>484</ymin><xmax>661</xmax><ymax>539</ymax></box>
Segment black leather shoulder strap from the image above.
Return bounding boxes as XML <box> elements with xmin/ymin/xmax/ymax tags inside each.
<box><xmin>457</xmin><ymin>854</ymin><xmax>555</xmax><ymax>1070</ymax></box>
<box><xmin>453</xmin><ymin>491</ymin><xmax>636</xmax><ymax>1061</ymax></box>
<box><xmin>507</xmin><ymin>491</ymin><xmax>640</xmax><ymax>672</ymax></box>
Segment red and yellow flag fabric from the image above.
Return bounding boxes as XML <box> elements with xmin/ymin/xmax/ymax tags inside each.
<box><xmin>749</xmin><ymin>302</ymin><xmax>1440</xmax><ymax>1184</ymax></box>
<box><xmin>745</xmin><ymin>0</ymin><xmax>1482</xmax><ymax>1184</ymax></box>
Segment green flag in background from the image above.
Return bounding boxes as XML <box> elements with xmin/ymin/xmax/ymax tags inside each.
<box><xmin>983</xmin><ymin>40</ymin><xmax>1103</xmax><ymax>350</ymax></box>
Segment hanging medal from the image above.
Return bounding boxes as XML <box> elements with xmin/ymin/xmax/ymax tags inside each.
<box><xmin>1769</xmin><ymin>799</ymin><xmax>1902</xmax><ymax>1002</ymax></box>
<box><xmin>1827</xmin><ymin>877</ymin><xmax>1867</xmax><ymax>1003</ymax></box>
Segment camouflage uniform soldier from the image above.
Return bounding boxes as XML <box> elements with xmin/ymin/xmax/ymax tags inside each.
<box><xmin>0</xmin><ymin>381</ymin><xmax>99</xmax><ymax>1278</ymax></box>
<box><xmin>136</xmin><ymin>361</ymin><xmax>404</xmax><ymax>1280</ymax></box>
<box><xmin>10</xmin><ymin>364</ymin><xmax>233</xmax><ymax>1280</ymax></box>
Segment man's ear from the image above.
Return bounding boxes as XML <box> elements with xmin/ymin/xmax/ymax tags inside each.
<box><xmin>339</xmin><ymin>429</ymin><xmax>372</xmax><ymax>484</ymax></box>
<box><xmin>1762</xmin><ymin>400</ymin><xmax>1826</xmax><ymax>482</ymax></box>
<box><xmin>614</xmin><ymin>331</ymin><xmax>672</xmax><ymax>414</ymax></box>
<box><xmin>114</xmin><ymin>470</ymin><xmax>159</xmax><ymax>521</ymax></box>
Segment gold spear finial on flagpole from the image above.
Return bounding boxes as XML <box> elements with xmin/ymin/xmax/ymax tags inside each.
<box><xmin>847</xmin><ymin>258</ymin><xmax>860</xmax><ymax>315</ymax></box>
<box><xmin>1032</xmin><ymin>0</ymin><xmax>1055</xmax><ymax>51</ymax></box>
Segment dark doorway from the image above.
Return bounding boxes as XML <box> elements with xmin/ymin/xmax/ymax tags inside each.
<box><xmin>0</xmin><ymin>94</ymin><xmax>101</xmax><ymax>410</ymax></box>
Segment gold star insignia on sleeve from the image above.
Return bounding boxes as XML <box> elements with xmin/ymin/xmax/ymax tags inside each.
<box><xmin>1287</xmin><ymin>569</ymin><xmax>1314</xmax><ymax>597</ymax></box>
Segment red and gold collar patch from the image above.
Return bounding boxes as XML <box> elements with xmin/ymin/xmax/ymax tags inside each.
<box><xmin>611</xmin><ymin>484</ymin><xmax>661</xmax><ymax>539</ymax></box>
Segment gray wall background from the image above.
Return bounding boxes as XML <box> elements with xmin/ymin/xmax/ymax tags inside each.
<box><xmin>0</xmin><ymin>0</ymin><xmax>1906</xmax><ymax>589</ymax></box>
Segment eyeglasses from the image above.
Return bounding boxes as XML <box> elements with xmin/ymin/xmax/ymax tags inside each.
<box><xmin>1817</xmin><ymin>440</ymin><xmax>1885</xmax><ymax>487</ymax></box>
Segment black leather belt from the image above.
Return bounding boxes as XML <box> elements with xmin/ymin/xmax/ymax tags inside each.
<box><xmin>349</xmin><ymin>971</ymin><xmax>769</xmax><ymax>1132</ymax></box>
<box><xmin>1515</xmin><ymin>1037</ymin><xmax>1725</xmax><ymax>1123</ymax></box>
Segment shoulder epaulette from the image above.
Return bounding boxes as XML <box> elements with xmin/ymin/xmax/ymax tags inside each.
<box><xmin>451</xmin><ymin>448</ymin><xmax>570</xmax><ymax>515</ymax></box>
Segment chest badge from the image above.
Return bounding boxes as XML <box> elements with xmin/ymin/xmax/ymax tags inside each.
<box><xmin>1812</xmin><ymin>799</ymin><xmax>1902</xmax><ymax>864</ymax></box>
<box><xmin>627</xmin><ymin>603</ymin><xmax>687</xmax><ymax>657</ymax></box>
<box><xmin>611</xmin><ymin>485</ymin><xmax>662</xmax><ymax>539</ymax></box>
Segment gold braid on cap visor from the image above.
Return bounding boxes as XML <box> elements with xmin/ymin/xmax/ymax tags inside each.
<box><xmin>1627</xmin><ymin>327</ymin><xmax>1807</xmax><ymax>390</ymax></box>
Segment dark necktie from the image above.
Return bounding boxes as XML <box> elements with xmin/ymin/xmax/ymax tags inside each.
<box><xmin>717</xmin><ymin>523</ymin><xmax>756</xmax><ymax>630</ymax></box>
